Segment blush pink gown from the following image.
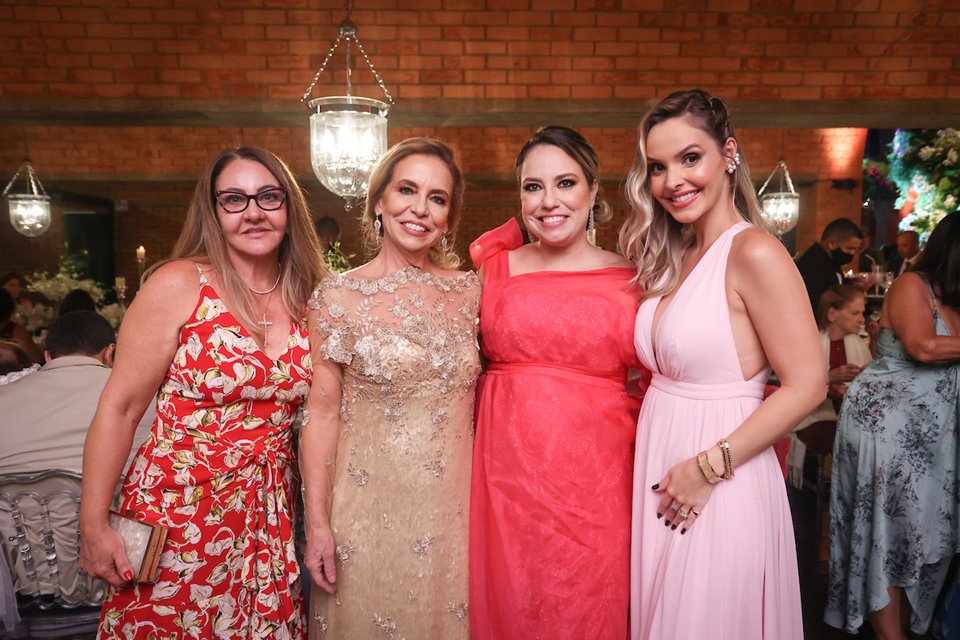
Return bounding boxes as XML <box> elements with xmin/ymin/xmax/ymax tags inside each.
<box><xmin>630</xmin><ymin>222</ymin><xmax>803</xmax><ymax>639</ymax></box>
<box><xmin>470</xmin><ymin>219</ymin><xmax>642</xmax><ymax>640</ymax></box>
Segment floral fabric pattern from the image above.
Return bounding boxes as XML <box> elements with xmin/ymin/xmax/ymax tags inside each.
<box><xmin>826</xmin><ymin>298</ymin><xmax>960</xmax><ymax>634</ymax></box>
<box><xmin>307</xmin><ymin>267</ymin><xmax>480</xmax><ymax>640</ymax></box>
<box><xmin>98</xmin><ymin>270</ymin><xmax>309</xmax><ymax>639</ymax></box>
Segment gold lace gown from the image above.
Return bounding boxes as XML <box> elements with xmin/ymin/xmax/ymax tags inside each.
<box><xmin>307</xmin><ymin>267</ymin><xmax>481</xmax><ymax>640</ymax></box>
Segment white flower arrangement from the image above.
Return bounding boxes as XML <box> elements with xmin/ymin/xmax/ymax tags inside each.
<box><xmin>27</xmin><ymin>258</ymin><xmax>106</xmax><ymax>305</ymax></box>
<box><xmin>98</xmin><ymin>303</ymin><xmax>126</xmax><ymax>330</ymax></box>
<box><xmin>889</xmin><ymin>128</ymin><xmax>960</xmax><ymax>237</ymax></box>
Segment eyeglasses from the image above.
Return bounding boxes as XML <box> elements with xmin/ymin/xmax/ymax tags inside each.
<box><xmin>214</xmin><ymin>188</ymin><xmax>287</xmax><ymax>214</ymax></box>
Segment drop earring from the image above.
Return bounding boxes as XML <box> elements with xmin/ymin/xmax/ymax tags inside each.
<box><xmin>587</xmin><ymin>208</ymin><xmax>596</xmax><ymax>246</ymax></box>
<box><xmin>439</xmin><ymin>233</ymin><xmax>449</xmax><ymax>254</ymax></box>
<box><xmin>374</xmin><ymin>214</ymin><xmax>382</xmax><ymax>237</ymax></box>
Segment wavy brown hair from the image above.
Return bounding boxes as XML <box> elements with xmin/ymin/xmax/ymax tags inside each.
<box><xmin>146</xmin><ymin>147</ymin><xmax>326</xmax><ymax>341</ymax></box>
<box><xmin>515</xmin><ymin>125</ymin><xmax>611</xmax><ymax>226</ymax></box>
<box><xmin>360</xmin><ymin>137</ymin><xmax>465</xmax><ymax>269</ymax></box>
<box><xmin>620</xmin><ymin>89</ymin><xmax>762</xmax><ymax>298</ymax></box>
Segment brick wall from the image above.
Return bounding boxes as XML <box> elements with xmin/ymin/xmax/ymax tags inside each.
<box><xmin>0</xmin><ymin>1</ymin><xmax>949</xmax><ymax>281</ymax></box>
<box><xmin>2</xmin><ymin>2</ymin><xmax>956</xmax><ymax>101</ymax></box>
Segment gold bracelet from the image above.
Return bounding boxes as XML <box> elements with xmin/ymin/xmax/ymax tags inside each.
<box><xmin>717</xmin><ymin>439</ymin><xmax>735</xmax><ymax>479</ymax></box>
<box><xmin>697</xmin><ymin>451</ymin><xmax>721</xmax><ymax>484</ymax></box>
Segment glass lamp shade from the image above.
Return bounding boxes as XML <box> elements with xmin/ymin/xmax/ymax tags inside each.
<box><xmin>309</xmin><ymin>96</ymin><xmax>389</xmax><ymax>206</ymax></box>
<box><xmin>759</xmin><ymin>192</ymin><xmax>800</xmax><ymax>236</ymax></box>
<box><xmin>7</xmin><ymin>194</ymin><xmax>51</xmax><ymax>237</ymax></box>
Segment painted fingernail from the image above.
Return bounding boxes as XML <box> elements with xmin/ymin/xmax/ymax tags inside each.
<box><xmin>123</xmin><ymin>570</ymin><xmax>134</xmax><ymax>581</ymax></box>
<box><xmin>656</xmin><ymin>512</ymin><xmax>663</xmax><ymax>519</ymax></box>
<box><xmin>664</xmin><ymin>519</ymin><xmax>671</xmax><ymax>527</ymax></box>
<box><xmin>681</xmin><ymin>528</ymin><xmax>687</xmax><ymax>535</ymax></box>
<box><xmin>671</xmin><ymin>524</ymin><xmax>677</xmax><ymax>530</ymax></box>
<box><xmin>651</xmin><ymin>483</ymin><xmax>659</xmax><ymax>490</ymax></box>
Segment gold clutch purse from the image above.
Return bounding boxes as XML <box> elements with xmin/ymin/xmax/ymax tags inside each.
<box><xmin>107</xmin><ymin>510</ymin><xmax>169</xmax><ymax>583</ymax></box>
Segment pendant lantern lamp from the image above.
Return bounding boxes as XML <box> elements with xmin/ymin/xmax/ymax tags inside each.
<box><xmin>757</xmin><ymin>158</ymin><xmax>800</xmax><ymax>237</ymax></box>
<box><xmin>3</xmin><ymin>159</ymin><xmax>51</xmax><ymax>238</ymax></box>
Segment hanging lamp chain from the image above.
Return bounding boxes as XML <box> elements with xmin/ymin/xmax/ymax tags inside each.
<box><xmin>758</xmin><ymin>158</ymin><xmax>797</xmax><ymax>197</ymax></box>
<box><xmin>300</xmin><ymin>0</ymin><xmax>394</xmax><ymax>105</ymax></box>
<box><xmin>3</xmin><ymin>160</ymin><xmax>49</xmax><ymax>198</ymax></box>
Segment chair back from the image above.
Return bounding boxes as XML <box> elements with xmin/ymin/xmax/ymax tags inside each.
<box><xmin>0</xmin><ymin>470</ymin><xmax>106</xmax><ymax>609</ymax></box>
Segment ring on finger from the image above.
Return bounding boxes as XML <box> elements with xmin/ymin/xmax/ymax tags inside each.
<box><xmin>678</xmin><ymin>509</ymin><xmax>689</xmax><ymax>520</ymax></box>
<box><xmin>691</xmin><ymin>508</ymin><xmax>702</xmax><ymax>517</ymax></box>
<box><xmin>670</xmin><ymin>503</ymin><xmax>680</xmax><ymax>512</ymax></box>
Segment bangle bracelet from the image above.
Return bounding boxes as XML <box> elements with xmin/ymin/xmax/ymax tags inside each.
<box><xmin>697</xmin><ymin>451</ymin><xmax>721</xmax><ymax>484</ymax></box>
<box><xmin>717</xmin><ymin>439</ymin><xmax>735</xmax><ymax>479</ymax></box>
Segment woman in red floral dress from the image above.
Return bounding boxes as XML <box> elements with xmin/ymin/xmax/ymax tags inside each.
<box><xmin>79</xmin><ymin>147</ymin><xmax>325</xmax><ymax>639</ymax></box>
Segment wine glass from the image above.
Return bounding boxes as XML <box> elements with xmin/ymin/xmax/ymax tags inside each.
<box><xmin>881</xmin><ymin>271</ymin><xmax>895</xmax><ymax>294</ymax></box>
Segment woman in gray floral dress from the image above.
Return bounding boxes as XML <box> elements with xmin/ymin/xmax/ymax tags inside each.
<box><xmin>299</xmin><ymin>138</ymin><xmax>479</xmax><ymax>639</ymax></box>
<box><xmin>826</xmin><ymin>211</ymin><xmax>960</xmax><ymax>639</ymax></box>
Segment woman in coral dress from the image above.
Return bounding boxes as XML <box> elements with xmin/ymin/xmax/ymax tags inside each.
<box><xmin>80</xmin><ymin>147</ymin><xmax>324</xmax><ymax>639</ymax></box>
<box><xmin>301</xmin><ymin>138</ymin><xmax>479</xmax><ymax>639</ymax></box>
<box><xmin>470</xmin><ymin>126</ymin><xmax>642</xmax><ymax>639</ymax></box>
<box><xmin>620</xmin><ymin>90</ymin><xmax>825</xmax><ymax>639</ymax></box>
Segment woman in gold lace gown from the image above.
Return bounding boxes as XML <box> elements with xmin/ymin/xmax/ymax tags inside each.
<box><xmin>300</xmin><ymin>138</ymin><xmax>480</xmax><ymax>639</ymax></box>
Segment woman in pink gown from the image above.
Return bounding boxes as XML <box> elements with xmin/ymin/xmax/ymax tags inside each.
<box><xmin>469</xmin><ymin>126</ymin><xmax>643</xmax><ymax>639</ymax></box>
<box><xmin>620</xmin><ymin>90</ymin><xmax>825</xmax><ymax>639</ymax></box>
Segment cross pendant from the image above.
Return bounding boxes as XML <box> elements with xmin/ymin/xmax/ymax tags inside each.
<box><xmin>258</xmin><ymin>314</ymin><xmax>273</xmax><ymax>341</ymax></box>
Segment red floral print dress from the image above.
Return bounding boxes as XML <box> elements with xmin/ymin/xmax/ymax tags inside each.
<box><xmin>98</xmin><ymin>269</ymin><xmax>309</xmax><ymax>639</ymax></box>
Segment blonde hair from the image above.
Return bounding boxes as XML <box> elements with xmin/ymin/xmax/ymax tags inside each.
<box><xmin>620</xmin><ymin>89</ymin><xmax>762</xmax><ymax>298</ymax></box>
<box><xmin>360</xmin><ymin>137</ymin><xmax>465</xmax><ymax>269</ymax></box>
<box><xmin>146</xmin><ymin>147</ymin><xmax>326</xmax><ymax>342</ymax></box>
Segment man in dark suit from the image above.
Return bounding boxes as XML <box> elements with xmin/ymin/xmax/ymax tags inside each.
<box><xmin>795</xmin><ymin>217</ymin><xmax>864</xmax><ymax>311</ymax></box>
<box><xmin>885</xmin><ymin>229</ymin><xmax>921</xmax><ymax>275</ymax></box>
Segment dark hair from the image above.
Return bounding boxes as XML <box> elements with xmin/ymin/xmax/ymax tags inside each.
<box><xmin>45</xmin><ymin>310</ymin><xmax>115</xmax><ymax>359</ymax></box>
<box><xmin>816</xmin><ymin>284</ymin><xmax>865</xmax><ymax>331</ymax></box>
<box><xmin>0</xmin><ymin>273</ymin><xmax>22</xmax><ymax>288</ymax></box>
<box><xmin>314</xmin><ymin>216</ymin><xmax>341</xmax><ymax>241</ymax></box>
<box><xmin>59</xmin><ymin>288</ymin><xmax>97</xmax><ymax>316</ymax></box>
<box><xmin>912</xmin><ymin>211</ymin><xmax>960</xmax><ymax>309</ymax></box>
<box><xmin>0</xmin><ymin>340</ymin><xmax>31</xmax><ymax>375</ymax></box>
<box><xmin>515</xmin><ymin>125</ymin><xmax>612</xmax><ymax>225</ymax></box>
<box><xmin>0</xmin><ymin>289</ymin><xmax>14</xmax><ymax>324</ymax></box>
<box><xmin>821</xmin><ymin>218</ymin><xmax>863</xmax><ymax>243</ymax></box>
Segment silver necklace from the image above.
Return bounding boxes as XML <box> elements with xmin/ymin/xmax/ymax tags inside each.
<box><xmin>247</xmin><ymin>267</ymin><xmax>281</xmax><ymax>295</ymax></box>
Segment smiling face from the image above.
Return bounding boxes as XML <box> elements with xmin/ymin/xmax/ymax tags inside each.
<box><xmin>519</xmin><ymin>144</ymin><xmax>598</xmax><ymax>248</ymax></box>
<box><xmin>214</xmin><ymin>158</ymin><xmax>288</xmax><ymax>263</ymax></box>
<box><xmin>827</xmin><ymin>294</ymin><xmax>866</xmax><ymax>337</ymax></box>
<box><xmin>376</xmin><ymin>153</ymin><xmax>453</xmax><ymax>259</ymax></box>
<box><xmin>644</xmin><ymin>116</ymin><xmax>737</xmax><ymax>227</ymax></box>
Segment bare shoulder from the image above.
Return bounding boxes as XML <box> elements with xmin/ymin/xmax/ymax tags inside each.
<box><xmin>728</xmin><ymin>227</ymin><xmax>793</xmax><ymax>274</ymax></box>
<box><xmin>594</xmin><ymin>247</ymin><xmax>632</xmax><ymax>269</ymax></box>
<box><xmin>137</xmin><ymin>260</ymin><xmax>203</xmax><ymax>310</ymax></box>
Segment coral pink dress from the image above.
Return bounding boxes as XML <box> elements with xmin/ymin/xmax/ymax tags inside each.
<box><xmin>469</xmin><ymin>219</ymin><xmax>642</xmax><ymax>640</ymax></box>
<box><xmin>98</xmin><ymin>268</ymin><xmax>308</xmax><ymax>639</ymax></box>
<box><xmin>630</xmin><ymin>222</ymin><xmax>802</xmax><ymax>639</ymax></box>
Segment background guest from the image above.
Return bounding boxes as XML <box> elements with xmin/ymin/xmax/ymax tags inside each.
<box><xmin>314</xmin><ymin>215</ymin><xmax>351</xmax><ymax>272</ymax></box>
<box><xmin>0</xmin><ymin>273</ymin><xmax>34</xmax><ymax>309</ymax></box>
<box><xmin>58</xmin><ymin>288</ymin><xmax>97</xmax><ymax>316</ymax></box>
<box><xmin>787</xmin><ymin>284</ymin><xmax>872</xmax><ymax>487</ymax></box>
<box><xmin>827</xmin><ymin>212</ymin><xmax>960</xmax><ymax>639</ymax></box>
<box><xmin>469</xmin><ymin>126</ymin><xmax>642</xmax><ymax>639</ymax></box>
<box><xmin>79</xmin><ymin>146</ymin><xmax>323</xmax><ymax>639</ymax></box>
<box><xmin>886</xmin><ymin>229</ymin><xmax>921</xmax><ymax>275</ymax></box>
<box><xmin>0</xmin><ymin>288</ymin><xmax>41</xmax><ymax>363</ymax></box>
<box><xmin>621</xmin><ymin>89</ymin><xmax>824</xmax><ymax>639</ymax></box>
<box><xmin>796</xmin><ymin>218</ymin><xmax>864</xmax><ymax>311</ymax></box>
<box><xmin>302</xmin><ymin>138</ymin><xmax>479</xmax><ymax>639</ymax></box>
<box><xmin>0</xmin><ymin>310</ymin><xmax>153</xmax><ymax>475</ymax></box>
<box><xmin>0</xmin><ymin>340</ymin><xmax>35</xmax><ymax>380</ymax></box>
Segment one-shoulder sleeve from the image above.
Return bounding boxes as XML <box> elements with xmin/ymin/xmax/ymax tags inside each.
<box><xmin>469</xmin><ymin>218</ymin><xmax>524</xmax><ymax>269</ymax></box>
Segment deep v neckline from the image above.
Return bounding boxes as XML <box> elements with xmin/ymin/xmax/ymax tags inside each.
<box><xmin>200</xmin><ymin>280</ymin><xmax>296</xmax><ymax>364</ymax></box>
<box><xmin>648</xmin><ymin>223</ymin><xmax>742</xmax><ymax>372</ymax></box>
